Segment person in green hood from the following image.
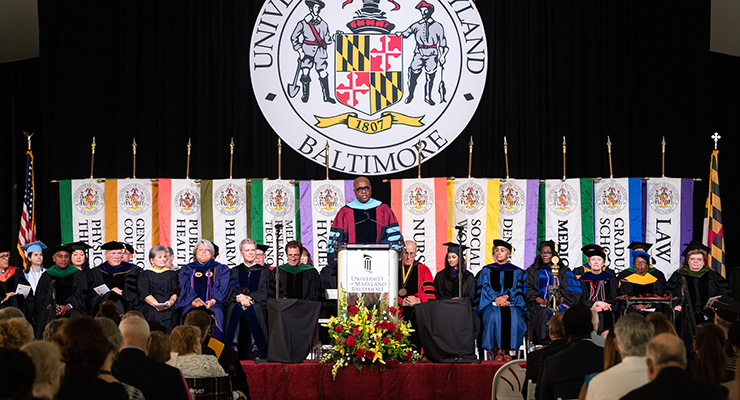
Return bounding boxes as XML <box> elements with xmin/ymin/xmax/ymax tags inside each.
<box><xmin>268</xmin><ymin>240</ymin><xmax>321</xmax><ymax>301</ymax></box>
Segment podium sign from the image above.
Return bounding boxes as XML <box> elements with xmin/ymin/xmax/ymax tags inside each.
<box><xmin>337</xmin><ymin>244</ymin><xmax>399</xmax><ymax>311</ymax></box>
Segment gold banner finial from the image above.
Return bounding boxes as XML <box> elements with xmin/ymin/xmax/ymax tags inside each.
<box><xmin>91</xmin><ymin>136</ymin><xmax>96</xmax><ymax>154</ymax></box>
<box><xmin>187</xmin><ymin>138</ymin><xmax>192</xmax><ymax>155</ymax></box>
<box><xmin>230</xmin><ymin>137</ymin><xmax>235</xmax><ymax>154</ymax></box>
<box><xmin>132</xmin><ymin>138</ymin><xmax>137</xmax><ymax>155</ymax></box>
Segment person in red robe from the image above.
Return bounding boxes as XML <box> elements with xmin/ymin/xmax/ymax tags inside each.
<box><xmin>399</xmin><ymin>240</ymin><xmax>436</xmax><ymax>351</ymax></box>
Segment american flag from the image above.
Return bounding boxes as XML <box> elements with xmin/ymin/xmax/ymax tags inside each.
<box><xmin>17</xmin><ymin>150</ymin><xmax>36</xmax><ymax>269</ymax></box>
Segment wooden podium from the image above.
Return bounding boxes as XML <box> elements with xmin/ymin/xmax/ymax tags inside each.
<box><xmin>336</xmin><ymin>243</ymin><xmax>399</xmax><ymax>312</ymax></box>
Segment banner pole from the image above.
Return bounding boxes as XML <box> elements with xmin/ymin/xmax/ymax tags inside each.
<box><xmin>230</xmin><ymin>137</ymin><xmax>235</xmax><ymax>179</ymax></box>
<box><xmin>132</xmin><ymin>138</ymin><xmax>137</xmax><ymax>179</ymax></box>
<box><xmin>607</xmin><ymin>136</ymin><xmax>613</xmax><ymax>179</ymax></box>
<box><xmin>90</xmin><ymin>136</ymin><xmax>96</xmax><ymax>179</ymax></box>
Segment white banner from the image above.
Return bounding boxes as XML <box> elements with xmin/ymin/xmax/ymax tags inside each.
<box><xmin>212</xmin><ymin>179</ymin><xmax>248</xmax><ymax>268</ymax></box>
<box><xmin>544</xmin><ymin>179</ymin><xmax>585</xmax><ymax>270</ymax></box>
<box><xmin>449</xmin><ymin>178</ymin><xmax>499</xmax><ymax>275</ymax></box>
<box><xmin>646</xmin><ymin>178</ymin><xmax>689</xmax><ymax>276</ymax></box>
<box><xmin>69</xmin><ymin>179</ymin><xmax>106</xmax><ymax>266</ymax></box>
<box><xmin>593</xmin><ymin>178</ymin><xmax>632</xmax><ymax>273</ymax></box>
<box><xmin>158</xmin><ymin>179</ymin><xmax>201</xmax><ymax>268</ymax></box>
<box><xmin>115</xmin><ymin>179</ymin><xmax>156</xmax><ymax>269</ymax></box>
<box><xmin>253</xmin><ymin>180</ymin><xmax>298</xmax><ymax>267</ymax></box>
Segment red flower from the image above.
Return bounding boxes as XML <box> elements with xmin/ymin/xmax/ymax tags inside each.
<box><xmin>367</xmin><ymin>313</ymin><xmax>372</xmax><ymax>319</ymax></box>
<box><xmin>405</xmin><ymin>351</ymin><xmax>412</xmax><ymax>361</ymax></box>
<box><xmin>352</xmin><ymin>327</ymin><xmax>361</xmax><ymax>335</ymax></box>
<box><xmin>355</xmin><ymin>348</ymin><xmax>365</xmax><ymax>358</ymax></box>
<box><xmin>388</xmin><ymin>359</ymin><xmax>399</xmax><ymax>368</ymax></box>
<box><xmin>366</xmin><ymin>350</ymin><xmax>375</xmax><ymax>359</ymax></box>
<box><xmin>382</xmin><ymin>337</ymin><xmax>391</xmax><ymax>344</ymax></box>
<box><xmin>389</xmin><ymin>306</ymin><xmax>398</xmax><ymax>313</ymax></box>
<box><xmin>395</xmin><ymin>333</ymin><xmax>403</xmax><ymax>341</ymax></box>
<box><xmin>388</xmin><ymin>323</ymin><xmax>397</xmax><ymax>332</ymax></box>
<box><xmin>348</xmin><ymin>306</ymin><xmax>359</xmax><ymax>315</ymax></box>
<box><xmin>335</xmin><ymin>325</ymin><xmax>343</xmax><ymax>333</ymax></box>
<box><xmin>346</xmin><ymin>336</ymin><xmax>356</xmax><ymax>347</ymax></box>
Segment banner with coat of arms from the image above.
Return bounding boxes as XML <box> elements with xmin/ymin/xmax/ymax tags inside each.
<box><xmin>592</xmin><ymin>178</ymin><xmax>644</xmax><ymax>274</ymax></box>
<box><xmin>645</xmin><ymin>178</ymin><xmax>693</xmax><ymax>276</ymax></box>
<box><xmin>158</xmin><ymin>179</ymin><xmax>201</xmax><ymax>268</ymax></box>
<box><xmin>539</xmin><ymin>179</ymin><xmax>594</xmax><ymax>270</ymax></box>
<box><xmin>498</xmin><ymin>179</ymin><xmax>540</xmax><ymax>269</ymax></box>
<box><xmin>200</xmin><ymin>179</ymin><xmax>250</xmax><ymax>268</ymax></box>
<box><xmin>447</xmin><ymin>178</ymin><xmax>500</xmax><ymax>275</ymax></box>
<box><xmin>299</xmin><ymin>180</ymin><xmax>356</xmax><ymax>272</ymax></box>
<box><xmin>390</xmin><ymin>178</ymin><xmax>448</xmax><ymax>274</ymax></box>
<box><xmin>104</xmin><ymin>179</ymin><xmax>159</xmax><ymax>269</ymax></box>
<box><xmin>251</xmin><ymin>180</ymin><xmax>299</xmax><ymax>267</ymax></box>
<box><xmin>59</xmin><ymin>179</ymin><xmax>107</xmax><ymax>266</ymax></box>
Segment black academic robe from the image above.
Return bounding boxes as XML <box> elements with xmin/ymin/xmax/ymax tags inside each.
<box><xmin>617</xmin><ymin>268</ymin><xmax>669</xmax><ymax>315</ymax></box>
<box><xmin>33</xmin><ymin>270</ymin><xmax>87</xmax><ymax>337</ymax></box>
<box><xmin>524</xmin><ymin>264</ymin><xmax>582</xmax><ymax>344</ymax></box>
<box><xmin>0</xmin><ymin>267</ymin><xmax>34</xmax><ymax>319</ymax></box>
<box><xmin>138</xmin><ymin>269</ymin><xmax>179</xmax><ymax>332</ymax></box>
<box><xmin>223</xmin><ymin>263</ymin><xmax>270</xmax><ymax>359</ymax></box>
<box><xmin>579</xmin><ymin>271</ymin><xmax>618</xmax><ymax>332</ymax></box>
<box><xmin>268</xmin><ymin>265</ymin><xmax>321</xmax><ymax>301</ymax></box>
<box><xmin>433</xmin><ymin>269</ymin><xmax>476</xmax><ymax>303</ymax></box>
<box><xmin>89</xmin><ymin>262</ymin><xmax>141</xmax><ymax>315</ymax></box>
<box><xmin>666</xmin><ymin>268</ymin><xmax>733</xmax><ymax>323</ymax></box>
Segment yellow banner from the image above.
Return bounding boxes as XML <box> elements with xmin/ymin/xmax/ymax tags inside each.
<box><xmin>315</xmin><ymin>112</ymin><xmax>424</xmax><ymax>134</ymax></box>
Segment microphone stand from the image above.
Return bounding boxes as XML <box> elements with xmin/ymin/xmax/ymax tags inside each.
<box><xmin>455</xmin><ymin>221</ymin><xmax>468</xmax><ymax>300</ymax></box>
<box><xmin>274</xmin><ymin>221</ymin><xmax>283</xmax><ymax>299</ymax></box>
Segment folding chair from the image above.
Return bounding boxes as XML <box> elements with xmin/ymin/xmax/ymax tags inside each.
<box><xmin>185</xmin><ymin>376</ymin><xmax>233</xmax><ymax>400</ymax></box>
<box><xmin>491</xmin><ymin>359</ymin><xmax>526</xmax><ymax>400</ymax></box>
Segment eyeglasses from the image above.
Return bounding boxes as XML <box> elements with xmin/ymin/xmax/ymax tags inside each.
<box><xmin>0</xmin><ymin>254</ymin><xmax>9</xmax><ymax>260</ymax></box>
<box><xmin>541</xmin><ymin>251</ymin><xmax>553</xmax><ymax>255</ymax></box>
<box><xmin>354</xmin><ymin>186</ymin><xmax>371</xmax><ymax>192</ymax></box>
<box><xmin>287</xmin><ymin>254</ymin><xmax>300</xmax><ymax>259</ymax></box>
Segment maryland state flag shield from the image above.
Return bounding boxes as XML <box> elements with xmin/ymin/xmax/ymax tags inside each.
<box><xmin>335</xmin><ymin>34</ymin><xmax>403</xmax><ymax>115</ymax></box>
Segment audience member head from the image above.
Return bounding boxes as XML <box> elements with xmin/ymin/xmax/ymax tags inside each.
<box><xmin>0</xmin><ymin>348</ymin><xmax>36</xmax><ymax>400</ymax></box>
<box><xmin>0</xmin><ymin>318</ymin><xmax>34</xmax><ymax>350</ymax></box>
<box><xmin>692</xmin><ymin>323</ymin><xmax>727</xmax><ymax>384</ymax></box>
<box><xmin>42</xmin><ymin>319</ymin><xmax>66</xmax><ymax>342</ymax></box>
<box><xmin>122</xmin><ymin>310</ymin><xmax>145</xmax><ymax>321</ymax></box>
<box><xmin>603</xmin><ymin>329</ymin><xmax>621</xmax><ymax>370</ymax></box>
<box><xmin>300</xmin><ymin>247</ymin><xmax>314</xmax><ymax>266</ymax></box>
<box><xmin>184</xmin><ymin>309</ymin><xmax>212</xmax><ymax>342</ymax></box>
<box><xmin>715</xmin><ymin>309</ymin><xmax>738</xmax><ymax>334</ymax></box>
<box><xmin>21</xmin><ymin>341</ymin><xmax>64</xmax><ymax>400</ymax></box>
<box><xmin>728</xmin><ymin>320</ymin><xmax>740</xmax><ymax>353</ymax></box>
<box><xmin>548</xmin><ymin>313</ymin><xmax>565</xmax><ymax>341</ymax></box>
<box><xmin>148</xmin><ymin>331</ymin><xmax>171</xmax><ymax>364</ymax></box>
<box><xmin>646</xmin><ymin>333</ymin><xmax>687</xmax><ymax>381</ymax></box>
<box><xmin>96</xmin><ymin>317</ymin><xmax>123</xmax><ymax>352</ymax></box>
<box><xmin>53</xmin><ymin>316</ymin><xmax>111</xmax><ymax>380</ymax></box>
<box><xmin>0</xmin><ymin>306</ymin><xmax>25</xmax><ymax>321</ymax></box>
<box><xmin>95</xmin><ymin>300</ymin><xmax>121</xmax><ymax>325</ymax></box>
<box><xmin>563</xmin><ymin>304</ymin><xmax>594</xmax><ymax>342</ymax></box>
<box><xmin>170</xmin><ymin>325</ymin><xmax>202</xmax><ymax>356</ymax></box>
<box><xmin>613</xmin><ymin>313</ymin><xmax>654</xmax><ymax>358</ymax></box>
<box><xmin>646</xmin><ymin>312</ymin><xmax>678</xmax><ymax>336</ymax></box>
<box><xmin>119</xmin><ymin>316</ymin><xmax>151</xmax><ymax>352</ymax></box>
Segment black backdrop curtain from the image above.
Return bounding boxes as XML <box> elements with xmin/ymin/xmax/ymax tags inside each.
<box><xmin>1</xmin><ymin>0</ymin><xmax>738</xmax><ymax>273</ymax></box>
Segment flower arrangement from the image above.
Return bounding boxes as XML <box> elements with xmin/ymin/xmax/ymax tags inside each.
<box><xmin>320</xmin><ymin>286</ymin><xmax>421</xmax><ymax>379</ymax></box>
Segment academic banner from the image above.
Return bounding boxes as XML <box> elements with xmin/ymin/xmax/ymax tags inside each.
<box><xmin>105</xmin><ymin>179</ymin><xmax>159</xmax><ymax>269</ymax></box>
<box><xmin>498</xmin><ymin>179</ymin><xmax>540</xmax><ymax>269</ymax></box>
<box><xmin>592</xmin><ymin>178</ymin><xmax>643</xmax><ymax>273</ymax></box>
<box><xmin>540</xmin><ymin>178</ymin><xmax>594</xmax><ymax>270</ymax></box>
<box><xmin>390</xmin><ymin>178</ymin><xmax>449</xmax><ymax>274</ymax></box>
<box><xmin>201</xmin><ymin>179</ymin><xmax>249</xmax><ymax>268</ymax></box>
<box><xmin>158</xmin><ymin>179</ymin><xmax>201</xmax><ymax>268</ymax></box>
<box><xmin>251</xmin><ymin>180</ymin><xmax>299</xmax><ymax>267</ymax></box>
<box><xmin>645</xmin><ymin>178</ymin><xmax>693</xmax><ymax>277</ymax></box>
<box><xmin>299</xmin><ymin>180</ymin><xmax>355</xmax><ymax>273</ymax></box>
<box><xmin>447</xmin><ymin>178</ymin><xmax>499</xmax><ymax>276</ymax></box>
<box><xmin>59</xmin><ymin>179</ymin><xmax>107</xmax><ymax>266</ymax></box>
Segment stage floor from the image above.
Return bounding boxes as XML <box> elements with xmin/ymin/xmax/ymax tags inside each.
<box><xmin>241</xmin><ymin>359</ymin><xmax>511</xmax><ymax>400</ymax></box>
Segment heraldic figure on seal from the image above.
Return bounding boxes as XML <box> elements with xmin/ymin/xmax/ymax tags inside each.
<box><xmin>395</xmin><ymin>1</ymin><xmax>448</xmax><ymax>106</ymax></box>
<box><xmin>290</xmin><ymin>0</ymin><xmax>337</xmax><ymax>104</ymax></box>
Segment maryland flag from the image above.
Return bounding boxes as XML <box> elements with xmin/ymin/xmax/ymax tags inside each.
<box><xmin>703</xmin><ymin>149</ymin><xmax>725</xmax><ymax>277</ymax></box>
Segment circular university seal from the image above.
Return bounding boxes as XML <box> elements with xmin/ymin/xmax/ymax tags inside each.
<box><xmin>499</xmin><ymin>182</ymin><xmax>525</xmax><ymax>216</ymax></box>
<box><xmin>595</xmin><ymin>182</ymin><xmax>626</xmax><ymax>215</ymax></box>
<box><xmin>648</xmin><ymin>181</ymin><xmax>679</xmax><ymax>215</ymax></box>
<box><xmin>313</xmin><ymin>184</ymin><xmax>343</xmax><ymax>217</ymax></box>
<box><xmin>250</xmin><ymin>0</ymin><xmax>488</xmax><ymax>175</ymax></box>
<box><xmin>403</xmin><ymin>182</ymin><xmax>434</xmax><ymax>215</ymax></box>
<box><xmin>214</xmin><ymin>184</ymin><xmax>246</xmax><ymax>216</ymax></box>
<box><xmin>174</xmin><ymin>189</ymin><xmax>200</xmax><ymax>216</ymax></box>
<box><xmin>454</xmin><ymin>181</ymin><xmax>485</xmax><ymax>215</ymax></box>
<box><xmin>118</xmin><ymin>183</ymin><xmax>151</xmax><ymax>215</ymax></box>
<box><xmin>73</xmin><ymin>183</ymin><xmax>105</xmax><ymax>216</ymax></box>
<box><xmin>264</xmin><ymin>184</ymin><xmax>294</xmax><ymax>217</ymax></box>
<box><xmin>547</xmin><ymin>183</ymin><xmax>578</xmax><ymax>217</ymax></box>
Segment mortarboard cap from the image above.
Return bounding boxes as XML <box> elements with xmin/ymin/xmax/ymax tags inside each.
<box><xmin>631</xmin><ymin>250</ymin><xmax>655</xmax><ymax>265</ymax></box>
<box><xmin>681</xmin><ymin>240</ymin><xmax>710</xmax><ymax>258</ymax></box>
<box><xmin>101</xmin><ymin>241</ymin><xmax>125</xmax><ymax>251</ymax></box>
<box><xmin>49</xmin><ymin>244</ymin><xmax>72</xmax><ymax>255</ymax></box>
<box><xmin>21</xmin><ymin>241</ymin><xmax>47</xmax><ymax>254</ymax></box>
<box><xmin>66</xmin><ymin>242</ymin><xmax>92</xmax><ymax>252</ymax></box>
<box><xmin>443</xmin><ymin>242</ymin><xmax>469</xmax><ymax>254</ymax></box>
<box><xmin>628</xmin><ymin>241</ymin><xmax>653</xmax><ymax>252</ymax></box>
<box><xmin>539</xmin><ymin>240</ymin><xmax>559</xmax><ymax>255</ymax></box>
<box><xmin>492</xmin><ymin>239</ymin><xmax>512</xmax><ymax>252</ymax></box>
<box><xmin>581</xmin><ymin>244</ymin><xmax>607</xmax><ymax>261</ymax></box>
<box><xmin>256</xmin><ymin>244</ymin><xmax>269</xmax><ymax>253</ymax></box>
<box><xmin>213</xmin><ymin>243</ymin><xmax>220</xmax><ymax>258</ymax></box>
<box><xmin>121</xmin><ymin>242</ymin><xmax>135</xmax><ymax>255</ymax></box>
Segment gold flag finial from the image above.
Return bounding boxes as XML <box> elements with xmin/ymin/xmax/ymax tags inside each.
<box><xmin>187</xmin><ymin>138</ymin><xmax>192</xmax><ymax>155</ymax></box>
<box><xmin>504</xmin><ymin>136</ymin><xmax>508</xmax><ymax>154</ymax></box>
<box><xmin>661</xmin><ymin>136</ymin><xmax>666</xmax><ymax>153</ymax></box>
<box><xmin>23</xmin><ymin>131</ymin><xmax>34</xmax><ymax>151</ymax></box>
<box><xmin>607</xmin><ymin>136</ymin><xmax>612</xmax><ymax>153</ymax></box>
<box><xmin>91</xmin><ymin>136</ymin><xmax>96</xmax><ymax>154</ymax></box>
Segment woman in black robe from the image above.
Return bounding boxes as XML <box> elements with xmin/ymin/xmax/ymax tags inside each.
<box><xmin>578</xmin><ymin>244</ymin><xmax>618</xmax><ymax>332</ymax></box>
<box><xmin>433</xmin><ymin>242</ymin><xmax>475</xmax><ymax>302</ymax></box>
<box><xmin>617</xmin><ymin>250</ymin><xmax>668</xmax><ymax>315</ymax></box>
<box><xmin>138</xmin><ymin>245</ymin><xmax>179</xmax><ymax>332</ymax></box>
<box><xmin>666</xmin><ymin>240</ymin><xmax>732</xmax><ymax>326</ymax></box>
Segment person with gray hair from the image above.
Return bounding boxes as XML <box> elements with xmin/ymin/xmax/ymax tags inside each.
<box><xmin>112</xmin><ymin>316</ymin><xmax>191</xmax><ymax>400</ymax></box>
<box><xmin>585</xmin><ymin>314</ymin><xmax>653</xmax><ymax>400</ymax></box>
<box><xmin>174</xmin><ymin>239</ymin><xmax>230</xmax><ymax>340</ymax></box>
<box><xmin>138</xmin><ymin>245</ymin><xmax>179</xmax><ymax>332</ymax></box>
<box><xmin>620</xmin><ymin>333</ymin><xmax>728</xmax><ymax>400</ymax></box>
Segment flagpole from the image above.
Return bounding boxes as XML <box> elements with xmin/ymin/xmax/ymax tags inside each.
<box><xmin>607</xmin><ymin>136</ymin><xmax>613</xmax><ymax>179</ymax></box>
<box><xmin>229</xmin><ymin>137</ymin><xmax>235</xmax><ymax>179</ymax></box>
<box><xmin>325</xmin><ymin>141</ymin><xmax>330</xmax><ymax>180</ymax></box>
<box><xmin>562</xmin><ymin>136</ymin><xmax>567</xmax><ymax>181</ymax></box>
<box><xmin>504</xmin><ymin>136</ymin><xmax>510</xmax><ymax>180</ymax></box>
<box><xmin>278</xmin><ymin>138</ymin><xmax>282</xmax><ymax>180</ymax></box>
<box><xmin>417</xmin><ymin>139</ymin><xmax>422</xmax><ymax>179</ymax></box>
<box><xmin>661</xmin><ymin>136</ymin><xmax>666</xmax><ymax>178</ymax></box>
<box><xmin>24</xmin><ymin>131</ymin><xmax>33</xmax><ymax>151</ymax></box>
<box><xmin>90</xmin><ymin>137</ymin><xmax>96</xmax><ymax>179</ymax></box>
<box><xmin>186</xmin><ymin>138</ymin><xmax>192</xmax><ymax>179</ymax></box>
<box><xmin>468</xmin><ymin>137</ymin><xmax>473</xmax><ymax>179</ymax></box>
<box><xmin>132</xmin><ymin>138</ymin><xmax>137</xmax><ymax>179</ymax></box>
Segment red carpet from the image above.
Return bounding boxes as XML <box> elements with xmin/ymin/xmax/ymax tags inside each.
<box><xmin>241</xmin><ymin>359</ymin><xmax>510</xmax><ymax>400</ymax></box>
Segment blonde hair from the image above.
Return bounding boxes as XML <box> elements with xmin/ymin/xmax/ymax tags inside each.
<box><xmin>0</xmin><ymin>317</ymin><xmax>34</xmax><ymax>349</ymax></box>
<box><xmin>21</xmin><ymin>341</ymin><xmax>63</xmax><ymax>388</ymax></box>
<box><xmin>170</xmin><ymin>325</ymin><xmax>201</xmax><ymax>355</ymax></box>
